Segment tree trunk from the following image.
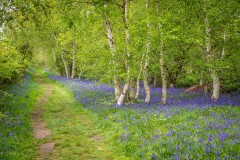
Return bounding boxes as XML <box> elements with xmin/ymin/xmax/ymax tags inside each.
<box><xmin>153</xmin><ymin>75</ymin><xmax>159</xmax><ymax>88</ymax></box>
<box><xmin>71</xmin><ymin>54</ymin><xmax>75</xmax><ymax>79</ymax></box>
<box><xmin>135</xmin><ymin>54</ymin><xmax>145</xmax><ymax>99</ymax></box>
<box><xmin>61</xmin><ymin>52</ymin><xmax>70</xmax><ymax>79</ymax></box>
<box><xmin>117</xmin><ymin>83</ymin><xmax>129</xmax><ymax>106</ymax></box>
<box><xmin>221</xmin><ymin>31</ymin><xmax>226</xmax><ymax>60</ymax></box>
<box><xmin>156</xmin><ymin>1</ymin><xmax>167</xmax><ymax>105</ymax></box>
<box><xmin>199</xmin><ymin>71</ymin><xmax>203</xmax><ymax>85</ymax></box>
<box><xmin>129</xmin><ymin>80</ymin><xmax>135</xmax><ymax>100</ymax></box>
<box><xmin>160</xmin><ymin>46</ymin><xmax>167</xmax><ymax>105</ymax></box>
<box><xmin>135</xmin><ymin>78</ymin><xmax>140</xmax><ymax>99</ymax></box>
<box><xmin>211</xmin><ymin>71</ymin><xmax>220</xmax><ymax>101</ymax></box>
<box><xmin>204</xmin><ymin>15</ymin><xmax>220</xmax><ymax>100</ymax></box>
<box><xmin>143</xmin><ymin>55</ymin><xmax>150</xmax><ymax>103</ymax></box>
<box><xmin>117</xmin><ymin>0</ymin><xmax>130</xmax><ymax>106</ymax></box>
<box><xmin>104</xmin><ymin>3</ymin><xmax>122</xmax><ymax>101</ymax></box>
<box><xmin>170</xmin><ymin>83</ymin><xmax>174</xmax><ymax>88</ymax></box>
<box><xmin>143</xmin><ymin>0</ymin><xmax>151</xmax><ymax>103</ymax></box>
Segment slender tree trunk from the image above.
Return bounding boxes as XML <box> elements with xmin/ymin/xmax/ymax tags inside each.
<box><xmin>211</xmin><ymin>70</ymin><xmax>220</xmax><ymax>101</ymax></box>
<box><xmin>135</xmin><ymin>78</ymin><xmax>140</xmax><ymax>99</ymax></box>
<box><xmin>160</xmin><ymin>41</ymin><xmax>167</xmax><ymax>105</ymax></box>
<box><xmin>199</xmin><ymin>71</ymin><xmax>203</xmax><ymax>85</ymax></box>
<box><xmin>129</xmin><ymin>80</ymin><xmax>135</xmax><ymax>100</ymax></box>
<box><xmin>204</xmin><ymin>15</ymin><xmax>220</xmax><ymax>100</ymax></box>
<box><xmin>221</xmin><ymin>31</ymin><xmax>226</xmax><ymax>60</ymax></box>
<box><xmin>71</xmin><ymin>54</ymin><xmax>75</xmax><ymax>79</ymax></box>
<box><xmin>61</xmin><ymin>52</ymin><xmax>70</xmax><ymax>79</ymax></box>
<box><xmin>153</xmin><ymin>75</ymin><xmax>159</xmax><ymax>88</ymax></box>
<box><xmin>170</xmin><ymin>83</ymin><xmax>174</xmax><ymax>88</ymax></box>
<box><xmin>143</xmin><ymin>0</ymin><xmax>151</xmax><ymax>103</ymax></box>
<box><xmin>205</xmin><ymin>82</ymin><xmax>208</xmax><ymax>95</ymax></box>
<box><xmin>135</xmin><ymin>54</ymin><xmax>145</xmax><ymax>99</ymax></box>
<box><xmin>117</xmin><ymin>0</ymin><xmax>130</xmax><ymax>106</ymax></box>
<box><xmin>117</xmin><ymin>83</ymin><xmax>129</xmax><ymax>106</ymax></box>
<box><xmin>143</xmin><ymin>55</ymin><xmax>150</xmax><ymax>103</ymax></box>
<box><xmin>104</xmin><ymin>3</ymin><xmax>122</xmax><ymax>101</ymax></box>
<box><xmin>156</xmin><ymin>1</ymin><xmax>167</xmax><ymax>104</ymax></box>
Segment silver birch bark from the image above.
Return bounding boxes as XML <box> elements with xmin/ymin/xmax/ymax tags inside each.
<box><xmin>211</xmin><ymin>31</ymin><xmax>225</xmax><ymax>100</ymax></box>
<box><xmin>160</xmin><ymin>38</ymin><xmax>167</xmax><ymax>105</ymax></box>
<box><xmin>135</xmin><ymin>78</ymin><xmax>140</xmax><ymax>99</ymax></box>
<box><xmin>221</xmin><ymin>31</ymin><xmax>226</xmax><ymax>60</ymax></box>
<box><xmin>104</xmin><ymin>3</ymin><xmax>122</xmax><ymax>101</ymax></box>
<box><xmin>157</xmin><ymin>2</ymin><xmax>167</xmax><ymax>105</ymax></box>
<box><xmin>143</xmin><ymin>55</ymin><xmax>150</xmax><ymax>103</ymax></box>
<box><xmin>211</xmin><ymin>71</ymin><xmax>220</xmax><ymax>101</ymax></box>
<box><xmin>61</xmin><ymin>52</ymin><xmax>70</xmax><ymax>79</ymax></box>
<box><xmin>143</xmin><ymin>0</ymin><xmax>151</xmax><ymax>103</ymax></box>
<box><xmin>71</xmin><ymin>54</ymin><xmax>75</xmax><ymax>79</ymax></box>
<box><xmin>204</xmin><ymin>15</ymin><xmax>220</xmax><ymax>101</ymax></box>
<box><xmin>199</xmin><ymin>71</ymin><xmax>203</xmax><ymax>85</ymax></box>
<box><xmin>117</xmin><ymin>0</ymin><xmax>130</xmax><ymax>106</ymax></box>
<box><xmin>135</xmin><ymin>54</ymin><xmax>145</xmax><ymax>99</ymax></box>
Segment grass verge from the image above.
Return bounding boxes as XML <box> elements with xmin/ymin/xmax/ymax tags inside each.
<box><xmin>0</xmin><ymin>70</ymin><xmax>42</xmax><ymax>160</ymax></box>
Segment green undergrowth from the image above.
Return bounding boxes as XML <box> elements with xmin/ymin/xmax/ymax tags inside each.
<box><xmin>0</xmin><ymin>70</ymin><xmax>42</xmax><ymax>160</ymax></box>
<box><xmin>47</xmin><ymin>74</ymin><xmax>239</xmax><ymax>159</ymax></box>
<box><xmin>42</xmin><ymin>82</ymin><xmax>129</xmax><ymax>160</ymax></box>
<box><xmin>87</xmin><ymin>105</ymin><xmax>240</xmax><ymax>159</ymax></box>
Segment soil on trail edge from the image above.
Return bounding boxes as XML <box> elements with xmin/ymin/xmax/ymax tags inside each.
<box><xmin>32</xmin><ymin>81</ymin><xmax>55</xmax><ymax>159</ymax></box>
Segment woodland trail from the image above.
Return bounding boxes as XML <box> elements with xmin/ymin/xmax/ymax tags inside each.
<box><xmin>31</xmin><ymin>71</ymin><xmax>121</xmax><ymax>160</ymax></box>
<box><xmin>32</xmin><ymin>76</ymin><xmax>55</xmax><ymax>159</ymax></box>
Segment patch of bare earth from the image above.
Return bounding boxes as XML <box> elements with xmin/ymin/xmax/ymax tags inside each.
<box><xmin>32</xmin><ymin>82</ymin><xmax>55</xmax><ymax>159</ymax></box>
<box><xmin>90</xmin><ymin>135</ymin><xmax>103</xmax><ymax>142</ymax></box>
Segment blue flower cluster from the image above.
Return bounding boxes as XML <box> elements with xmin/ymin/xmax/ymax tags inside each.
<box><xmin>0</xmin><ymin>74</ymin><xmax>38</xmax><ymax>159</ymax></box>
<box><xmin>49</xmin><ymin>75</ymin><xmax>240</xmax><ymax>159</ymax></box>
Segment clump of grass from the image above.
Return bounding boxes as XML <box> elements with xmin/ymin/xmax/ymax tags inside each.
<box><xmin>0</xmin><ymin>70</ymin><xmax>41</xmax><ymax>160</ymax></box>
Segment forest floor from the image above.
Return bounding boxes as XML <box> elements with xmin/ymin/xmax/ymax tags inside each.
<box><xmin>1</xmin><ymin>68</ymin><xmax>238</xmax><ymax>159</ymax></box>
<box><xmin>31</xmin><ymin>70</ymin><xmax>126</xmax><ymax>160</ymax></box>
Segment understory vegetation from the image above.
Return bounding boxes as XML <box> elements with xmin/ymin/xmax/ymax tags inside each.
<box><xmin>50</xmin><ymin>75</ymin><xmax>240</xmax><ymax>159</ymax></box>
<box><xmin>0</xmin><ymin>71</ymin><xmax>40</xmax><ymax>159</ymax></box>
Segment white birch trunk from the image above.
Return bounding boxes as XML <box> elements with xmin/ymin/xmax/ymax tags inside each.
<box><xmin>117</xmin><ymin>83</ymin><xmax>129</xmax><ymax>106</ymax></box>
<box><xmin>61</xmin><ymin>52</ymin><xmax>69</xmax><ymax>79</ymax></box>
<box><xmin>104</xmin><ymin>3</ymin><xmax>122</xmax><ymax>101</ymax></box>
<box><xmin>211</xmin><ymin>71</ymin><xmax>220</xmax><ymax>101</ymax></box>
<box><xmin>160</xmin><ymin>41</ymin><xmax>167</xmax><ymax>105</ymax></box>
<box><xmin>221</xmin><ymin>31</ymin><xmax>226</xmax><ymax>60</ymax></box>
<box><xmin>135</xmin><ymin>54</ymin><xmax>145</xmax><ymax>99</ymax></box>
<box><xmin>156</xmin><ymin>1</ymin><xmax>167</xmax><ymax>104</ymax></box>
<box><xmin>71</xmin><ymin>54</ymin><xmax>75</xmax><ymax>79</ymax></box>
<box><xmin>143</xmin><ymin>0</ymin><xmax>151</xmax><ymax>103</ymax></box>
<box><xmin>143</xmin><ymin>55</ymin><xmax>150</xmax><ymax>103</ymax></box>
<box><xmin>135</xmin><ymin>78</ymin><xmax>140</xmax><ymax>99</ymax></box>
<box><xmin>117</xmin><ymin>0</ymin><xmax>130</xmax><ymax>106</ymax></box>
<box><xmin>204</xmin><ymin>15</ymin><xmax>220</xmax><ymax>100</ymax></box>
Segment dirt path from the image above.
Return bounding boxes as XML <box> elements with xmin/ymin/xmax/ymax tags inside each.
<box><xmin>32</xmin><ymin>78</ymin><xmax>55</xmax><ymax>160</ymax></box>
<box><xmin>30</xmin><ymin>72</ymin><xmax>127</xmax><ymax>160</ymax></box>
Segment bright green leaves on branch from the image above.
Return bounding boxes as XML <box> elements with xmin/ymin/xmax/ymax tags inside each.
<box><xmin>0</xmin><ymin>40</ymin><xmax>25</xmax><ymax>85</ymax></box>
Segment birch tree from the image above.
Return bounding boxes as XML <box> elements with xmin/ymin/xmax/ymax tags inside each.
<box><xmin>104</xmin><ymin>2</ymin><xmax>122</xmax><ymax>102</ymax></box>
<box><xmin>117</xmin><ymin>0</ymin><xmax>131</xmax><ymax>106</ymax></box>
